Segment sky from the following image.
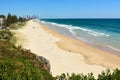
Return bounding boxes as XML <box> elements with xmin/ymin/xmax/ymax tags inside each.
<box><xmin>0</xmin><ymin>0</ymin><xmax>120</xmax><ymax>18</ymax></box>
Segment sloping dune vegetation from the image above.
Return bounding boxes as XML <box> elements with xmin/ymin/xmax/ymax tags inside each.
<box><xmin>0</xmin><ymin>29</ymin><xmax>54</xmax><ymax>80</ymax></box>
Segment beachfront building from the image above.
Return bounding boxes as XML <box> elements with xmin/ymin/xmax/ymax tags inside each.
<box><xmin>0</xmin><ymin>18</ymin><xmax>5</xmax><ymax>29</ymax></box>
<box><xmin>0</xmin><ymin>18</ymin><xmax>4</xmax><ymax>25</ymax></box>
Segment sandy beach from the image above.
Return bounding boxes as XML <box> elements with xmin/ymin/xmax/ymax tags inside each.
<box><xmin>14</xmin><ymin>20</ymin><xmax>120</xmax><ymax>77</ymax></box>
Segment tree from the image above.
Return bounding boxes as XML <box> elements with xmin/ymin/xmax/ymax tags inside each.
<box><xmin>5</xmin><ymin>13</ymin><xmax>18</xmax><ymax>26</ymax></box>
<box><xmin>111</xmin><ymin>68</ymin><xmax>120</xmax><ymax>80</ymax></box>
<box><xmin>5</xmin><ymin>13</ymin><xmax>12</xmax><ymax>26</ymax></box>
<box><xmin>11</xmin><ymin>15</ymin><xmax>18</xmax><ymax>23</ymax></box>
<box><xmin>0</xmin><ymin>15</ymin><xmax>6</xmax><ymax>18</ymax></box>
<box><xmin>19</xmin><ymin>17</ymin><xmax>25</xmax><ymax>22</ymax></box>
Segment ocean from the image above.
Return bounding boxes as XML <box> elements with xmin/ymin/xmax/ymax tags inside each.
<box><xmin>39</xmin><ymin>19</ymin><xmax>120</xmax><ymax>54</ymax></box>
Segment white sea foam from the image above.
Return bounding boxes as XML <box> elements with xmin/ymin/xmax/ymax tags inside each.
<box><xmin>33</xmin><ymin>19</ymin><xmax>41</xmax><ymax>22</ymax></box>
<box><xmin>41</xmin><ymin>20</ymin><xmax>110</xmax><ymax>37</ymax></box>
<box><xmin>71</xmin><ymin>26</ymin><xmax>110</xmax><ymax>37</ymax></box>
<box><xmin>40</xmin><ymin>20</ymin><xmax>120</xmax><ymax>53</ymax></box>
<box><xmin>107</xmin><ymin>45</ymin><xmax>120</xmax><ymax>52</ymax></box>
<box><xmin>41</xmin><ymin>21</ymin><xmax>76</xmax><ymax>36</ymax></box>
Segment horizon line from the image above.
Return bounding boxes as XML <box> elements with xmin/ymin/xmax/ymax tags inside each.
<box><xmin>41</xmin><ymin>18</ymin><xmax>120</xmax><ymax>19</ymax></box>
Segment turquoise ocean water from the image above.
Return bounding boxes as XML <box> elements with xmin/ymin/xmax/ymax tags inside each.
<box><xmin>39</xmin><ymin>19</ymin><xmax>120</xmax><ymax>54</ymax></box>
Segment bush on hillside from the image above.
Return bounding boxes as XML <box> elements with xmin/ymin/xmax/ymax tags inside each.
<box><xmin>0</xmin><ymin>30</ymin><xmax>54</xmax><ymax>80</ymax></box>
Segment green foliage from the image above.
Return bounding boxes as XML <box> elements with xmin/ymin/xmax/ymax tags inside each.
<box><xmin>5</xmin><ymin>13</ymin><xmax>18</xmax><ymax>26</ymax></box>
<box><xmin>55</xmin><ymin>69</ymin><xmax>120</xmax><ymax>80</ymax></box>
<box><xmin>11</xmin><ymin>15</ymin><xmax>18</xmax><ymax>23</ymax></box>
<box><xmin>0</xmin><ymin>29</ymin><xmax>13</xmax><ymax>41</ymax></box>
<box><xmin>112</xmin><ymin>68</ymin><xmax>120</xmax><ymax>80</ymax></box>
<box><xmin>0</xmin><ymin>40</ymin><xmax>54</xmax><ymax>80</ymax></box>
<box><xmin>0</xmin><ymin>15</ymin><xmax>5</xmax><ymax>18</ymax></box>
<box><xmin>19</xmin><ymin>17</ymin><xmax>26</xmax><ymax>22</ymax></box>
<box><xmin>0</xmin><ymin>57</ymin><xmax>53</xmax><ymax>80</ymax></box>
<box><xmin>56</xmin><ymin>73</ymin><xmax>95</xmax><ymax>80</ymax></box>
<box><xmin>5</xmin><ymin>13</ymin><xmax>12</xmax><ymax>26</ymax></box>
<box><xmin>9</xmin><ymin>21</ymin><xmax>26</xmax><ymax>30</ymax></box>
<box><xmin>0</xmin><ymin>30</ymin><xmax>54</xmax><ymax>80</ymax></box>
<box><xmin>97</xmin><ymin>69</ymin><xmax>112</xmax><ymax>80</ymax></box>
<box><xmin>97</xmin><ymin>69</ymin><xmax>120</xmax><ymax>80</ymax></box>
<box><xmin>0</xmin><ymin>14</ymin><xmax>28</xmax><ymax>29</ymax></box>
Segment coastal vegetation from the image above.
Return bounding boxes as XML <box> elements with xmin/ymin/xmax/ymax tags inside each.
<box><xmin>56</xmin><ymin>69</ymin><xmax>120</xmax><ymax>80</ymax></box>
<box><xmin>0</xmin><ymin>29</ymin><xmax>53</xmax><ymax>80</ymax></box>
<box><xmin>0</xmin><ymin>14</ymin><xmax>54</xmax><ymax>79</ymax></box>
<box><xmin>5</xmin><ymin>13</ymin><xmax>18</xmax><ymax>26</ymax></box>
<box><xmin>0</xmin><ymin>29</ymin><xmax>13</xmax><ymax>41</ymax></box>
<box><xmin>0</xmin><ymin>13</ymin><xmax>29</xmax><ymax>29</ymax></box>
<box><xmin>0</xmin><ymin>14</ymin><xmax>120</xmax><ymax>80</ymax></box>
<box><xmin>0</xmin><ymin>15</ymin><xmax>6</xmax><ymax>18</ymax></box>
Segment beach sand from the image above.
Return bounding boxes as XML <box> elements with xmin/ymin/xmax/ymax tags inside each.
<box><xmin>14</xmin><ymin>20</ymin><xmax>120</xmax><ymax>77</ymax></box>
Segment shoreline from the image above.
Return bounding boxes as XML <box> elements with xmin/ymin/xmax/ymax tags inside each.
<box><xmin>40</xmin><ymin>20</ymin><xmax>120</xmax><ymax>55</ymax></box>
<box><xmin>88</xmin><ymin>42</ymin><xmax>120</xmax><ymax>56</ymax></box>
<box><xmin>14</xmin><ymin>20</ymin><xmax>120</xmax><ymax>77</ymax></box>
<box><xmin>38</xmin><ymin>20</ymin><xmax>120</xmax><ymax>69</ymax></box>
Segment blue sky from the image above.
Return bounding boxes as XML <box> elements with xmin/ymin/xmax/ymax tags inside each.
<box><xmin>0</xmin><ymin>0</ymin><xmax>120</xmax><ymax>18</ymax></box>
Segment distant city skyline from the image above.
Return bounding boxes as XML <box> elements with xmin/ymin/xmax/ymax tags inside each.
<box><xmin>0</xmin><ymin>0</ymin><xmax>120</xmax><ymax>18</ymax></box>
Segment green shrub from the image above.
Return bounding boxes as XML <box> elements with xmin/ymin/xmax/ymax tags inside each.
<box><xmin>0</xmin><ymin>40</ymin><xmax>54</xmax><ymax>80</ymax></box>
